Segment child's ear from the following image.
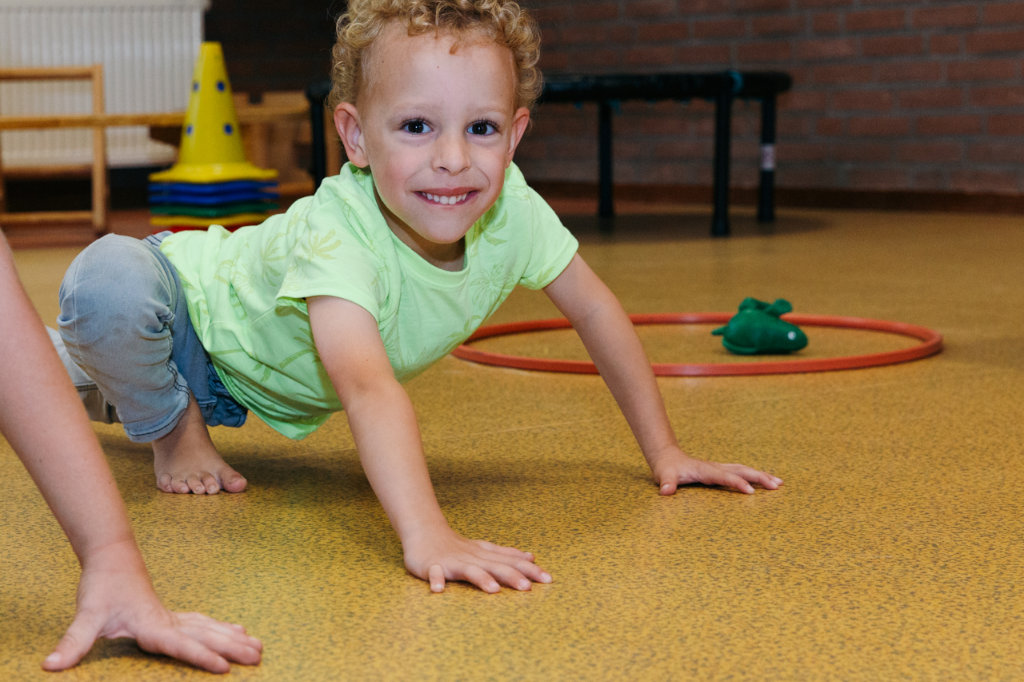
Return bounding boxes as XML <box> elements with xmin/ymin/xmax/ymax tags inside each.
<box><xmin>334</xmin><ymin>102</ymin><xmax>369</xmax><ymax>168</ymax></box>
<box><xmin>505</xmin><ymin>107</ymin><xmax>531</xmax><ymax>167</ymax></box>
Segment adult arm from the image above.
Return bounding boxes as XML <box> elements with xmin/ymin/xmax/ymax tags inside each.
<box><xmin>0</xmin><ymin>234</ymin><xmax>262</xmax><ymax>672</ymax></box>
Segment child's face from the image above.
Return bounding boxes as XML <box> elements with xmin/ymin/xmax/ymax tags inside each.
<box><xmin>334</xmin><ymin>23</ymin><xmax>530</xmax><ymax>268</ymax></box>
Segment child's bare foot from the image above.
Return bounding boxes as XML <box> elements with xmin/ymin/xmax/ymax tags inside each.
<box><xmin>151</xmin><ymin>398</ymin><xmax>247</xmax><ymax>494</ymax></box>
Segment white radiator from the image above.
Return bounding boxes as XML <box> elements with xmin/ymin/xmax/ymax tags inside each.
<box><xmin>0</xmin><ymin>0</ymin><xmax>207</xmax><ymax>169</ymax></box>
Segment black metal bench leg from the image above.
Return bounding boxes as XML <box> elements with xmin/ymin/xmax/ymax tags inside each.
<box><xmin>712</xmin><ymin>88</ymin><xmax>732</xmax><ymax>237</ymax></box>
<box><xmin>758</xmin><ymin>92</ymin><xmax>777</xmax><ymax>223</ymax></box>
<box><xmin>598</xmin><ymin>100</ymin><xmax>614</xmax><ymax>224</ymax></box>
<box><xmin>306</xmin><ymin>81</ymin><xmax>330</xmax><ymax>190</ymax></box>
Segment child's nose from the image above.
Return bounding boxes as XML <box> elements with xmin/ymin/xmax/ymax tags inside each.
<box><xmin>433</xmin><ymin>131</ymin><xmax>470</xmax><ymax>174</ymax></box>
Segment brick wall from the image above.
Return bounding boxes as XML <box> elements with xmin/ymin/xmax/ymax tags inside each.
<box><xmin>204</xmin><ymin>0</ymin><xmax>339</xmax><ymax>96</ymax></box>
<box><xmin>202</xmin><ymin>0</ymin><xmax>1023</xmax><ymax>204</ymax></box>
<box><xmin>516</xmin><ymin>0</ymin><xmax>1024</xmax><ymax>202</ymax></box>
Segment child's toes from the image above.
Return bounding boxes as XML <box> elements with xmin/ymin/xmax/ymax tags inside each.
<box><xmin>220</xmin><ymin>468</ymin><xmax>248</xmax><ymax>493</ymax></box>
<box><xmin>166</xmin><ymin>473</ymin><xmax>192</xmax><ymax>494</ymax></box>
<box><xmin>155</xmin><ymin>473</ymin><xmax>190</xmax><ymax>494</ymax></box>
<box><xmin>200</xmin><ymin>473</ymin><xmax>222</xmax><ymax>494</ymax></box>
<box><xmin>187</xmin><ymin>475</ymin><xmax>208</xmax><ymax>494</ymax></box>
<box><xmin>156</xmin><ymin>473</ymin><xmax>174</xmax><ymax>493</ymax></box>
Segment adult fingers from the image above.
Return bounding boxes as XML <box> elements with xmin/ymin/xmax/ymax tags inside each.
<box><xmin>175</xmin><ymin>613</ymin><xmax>262</xmax><ymax>665</ymax></box>
<box><xmin>658</xmin><ymin>477</ymin><xmax>679</xmax><ymax>495</ymax></box>
<box><xmin>428</xmin><ymin>564</ymin><xmax>446</xmax><ymax>593</ymax></box>
<box><xmin>134</xmin><ymin>625</ymin><xmax>232</xmax><ymax>674</ymax></box>
<box><xmin>42</xmin><ymin>613</ymin><xmax>103</xmax><ymax>671</ymax></box>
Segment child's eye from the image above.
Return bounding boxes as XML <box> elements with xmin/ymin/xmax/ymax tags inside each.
<box><xmin>468</xmin><ymin>120</ymin><xmax>498</xmax><ymax>136</ymax></box>
<box><xmin>401</xmin><ymin>119</ymin><xmax>431</xmax><ymax>134</ymax></box>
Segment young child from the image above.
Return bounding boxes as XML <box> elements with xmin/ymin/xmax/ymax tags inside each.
<box><xmin>0</xmin><ymin>233</ymin><xmax>262</xmax><ymax>672</ymax></box>
<box><xmin>55</xmin><ymin>0</ymin><xmax>782</xmax><ymax>594</ymax></box>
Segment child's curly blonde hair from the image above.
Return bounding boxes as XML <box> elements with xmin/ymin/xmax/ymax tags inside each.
<box><xmin>329</xmin><ymin>0</ymin><xmax>542</xmax><ymax>112</ymax></box>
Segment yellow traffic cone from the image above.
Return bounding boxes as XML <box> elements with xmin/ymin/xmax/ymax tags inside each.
<box><xmin>150</xmin><ymin>42</ymin><xmax>277</xmax><ymax>183</ymax></box>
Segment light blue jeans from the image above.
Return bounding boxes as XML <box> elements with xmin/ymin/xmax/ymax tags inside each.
<box><xmin>56</xmin><ymin>232</ymin><xmax>246</xmax><ymax>442</ymax></box>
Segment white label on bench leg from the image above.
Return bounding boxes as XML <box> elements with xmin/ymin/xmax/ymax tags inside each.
<box><xmin>760</xmin><ymin>144</ymin><xmax>776</xmax><ymax>171</ymax></box>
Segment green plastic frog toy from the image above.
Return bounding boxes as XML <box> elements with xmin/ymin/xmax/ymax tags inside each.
<box><xmin>712</xmin><ymin>298</ymin><xmax>808</xmax><ymax>355</ymax></box>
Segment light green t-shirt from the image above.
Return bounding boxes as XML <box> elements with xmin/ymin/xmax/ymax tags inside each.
<box><xmin>160</xmin><ymin>163</ymin><xmax>578</xmax><ymax>439</ymax></box>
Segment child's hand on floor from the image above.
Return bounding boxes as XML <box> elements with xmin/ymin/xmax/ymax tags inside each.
<box><xmin>648</xmin><ymin>446</ymin><xmax>783</xmax><ymax>496</ymax></box>
<box><xmin>403</xmin><ymin>527</ymin><xmax>552</xmax><ymax>594</ymax></box>
<box><xmin>42</xmin><ymin>543</ymin><xmax>262</xmax><ymax>672</ymax></box>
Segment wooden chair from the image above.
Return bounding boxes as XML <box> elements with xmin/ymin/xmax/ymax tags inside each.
<box><xmin>0</xmin><ymin>65</ymin><xmax>107</xmax><ymax>234</ymax></box>
<box><xmin>1</xmin><ymin>70</ymin><xmax>325</xmax><ymax>237</ymax></box>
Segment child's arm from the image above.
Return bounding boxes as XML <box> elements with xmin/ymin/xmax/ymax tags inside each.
<box><xmin>308</xmin><ymin>295</ymin><xmax>552</xmax><ymax>593</ymax></box>
<box><xmin>543</xmin><ymin>255</ymin><xmax>783</xmax><ymax>495</ymax></box>
<box><xmin>0</xmin><ymin>235</ymin><xmax>262</xmax><ymax>672</ymax></box>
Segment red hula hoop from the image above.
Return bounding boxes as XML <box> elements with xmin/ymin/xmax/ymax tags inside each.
<box><xmin>452</xmin><ymin>313</ymin><xmax>943</xmax><ymax>377</ymax></box>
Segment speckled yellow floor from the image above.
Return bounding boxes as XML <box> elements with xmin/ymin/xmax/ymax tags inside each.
<box><xmin>3</xmin><ymin>206</ymin><xmax>1024</xmax><ymax>680</ymax></box>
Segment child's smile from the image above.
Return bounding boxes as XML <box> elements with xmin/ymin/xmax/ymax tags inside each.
<box><xmin>419</xmin><ymin>190</ymin><xmax>472</xmax><ymax>206</ymax></box>
<box><xmin>334</xmin><ymin>22</ymin><xmax>531</xmax><ymax>270</ymax></box>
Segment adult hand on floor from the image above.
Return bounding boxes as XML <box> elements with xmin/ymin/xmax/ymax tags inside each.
<box><xmin>42</xmin><ymin>543</ymin><xmax>262</xmax><ymax>673</ymax></box>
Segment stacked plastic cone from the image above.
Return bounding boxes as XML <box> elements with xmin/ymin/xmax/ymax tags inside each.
<box><xmin>149</xmin><ymin>42</ymin><xmax>278</xmax><ymax>232</ymax></box>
